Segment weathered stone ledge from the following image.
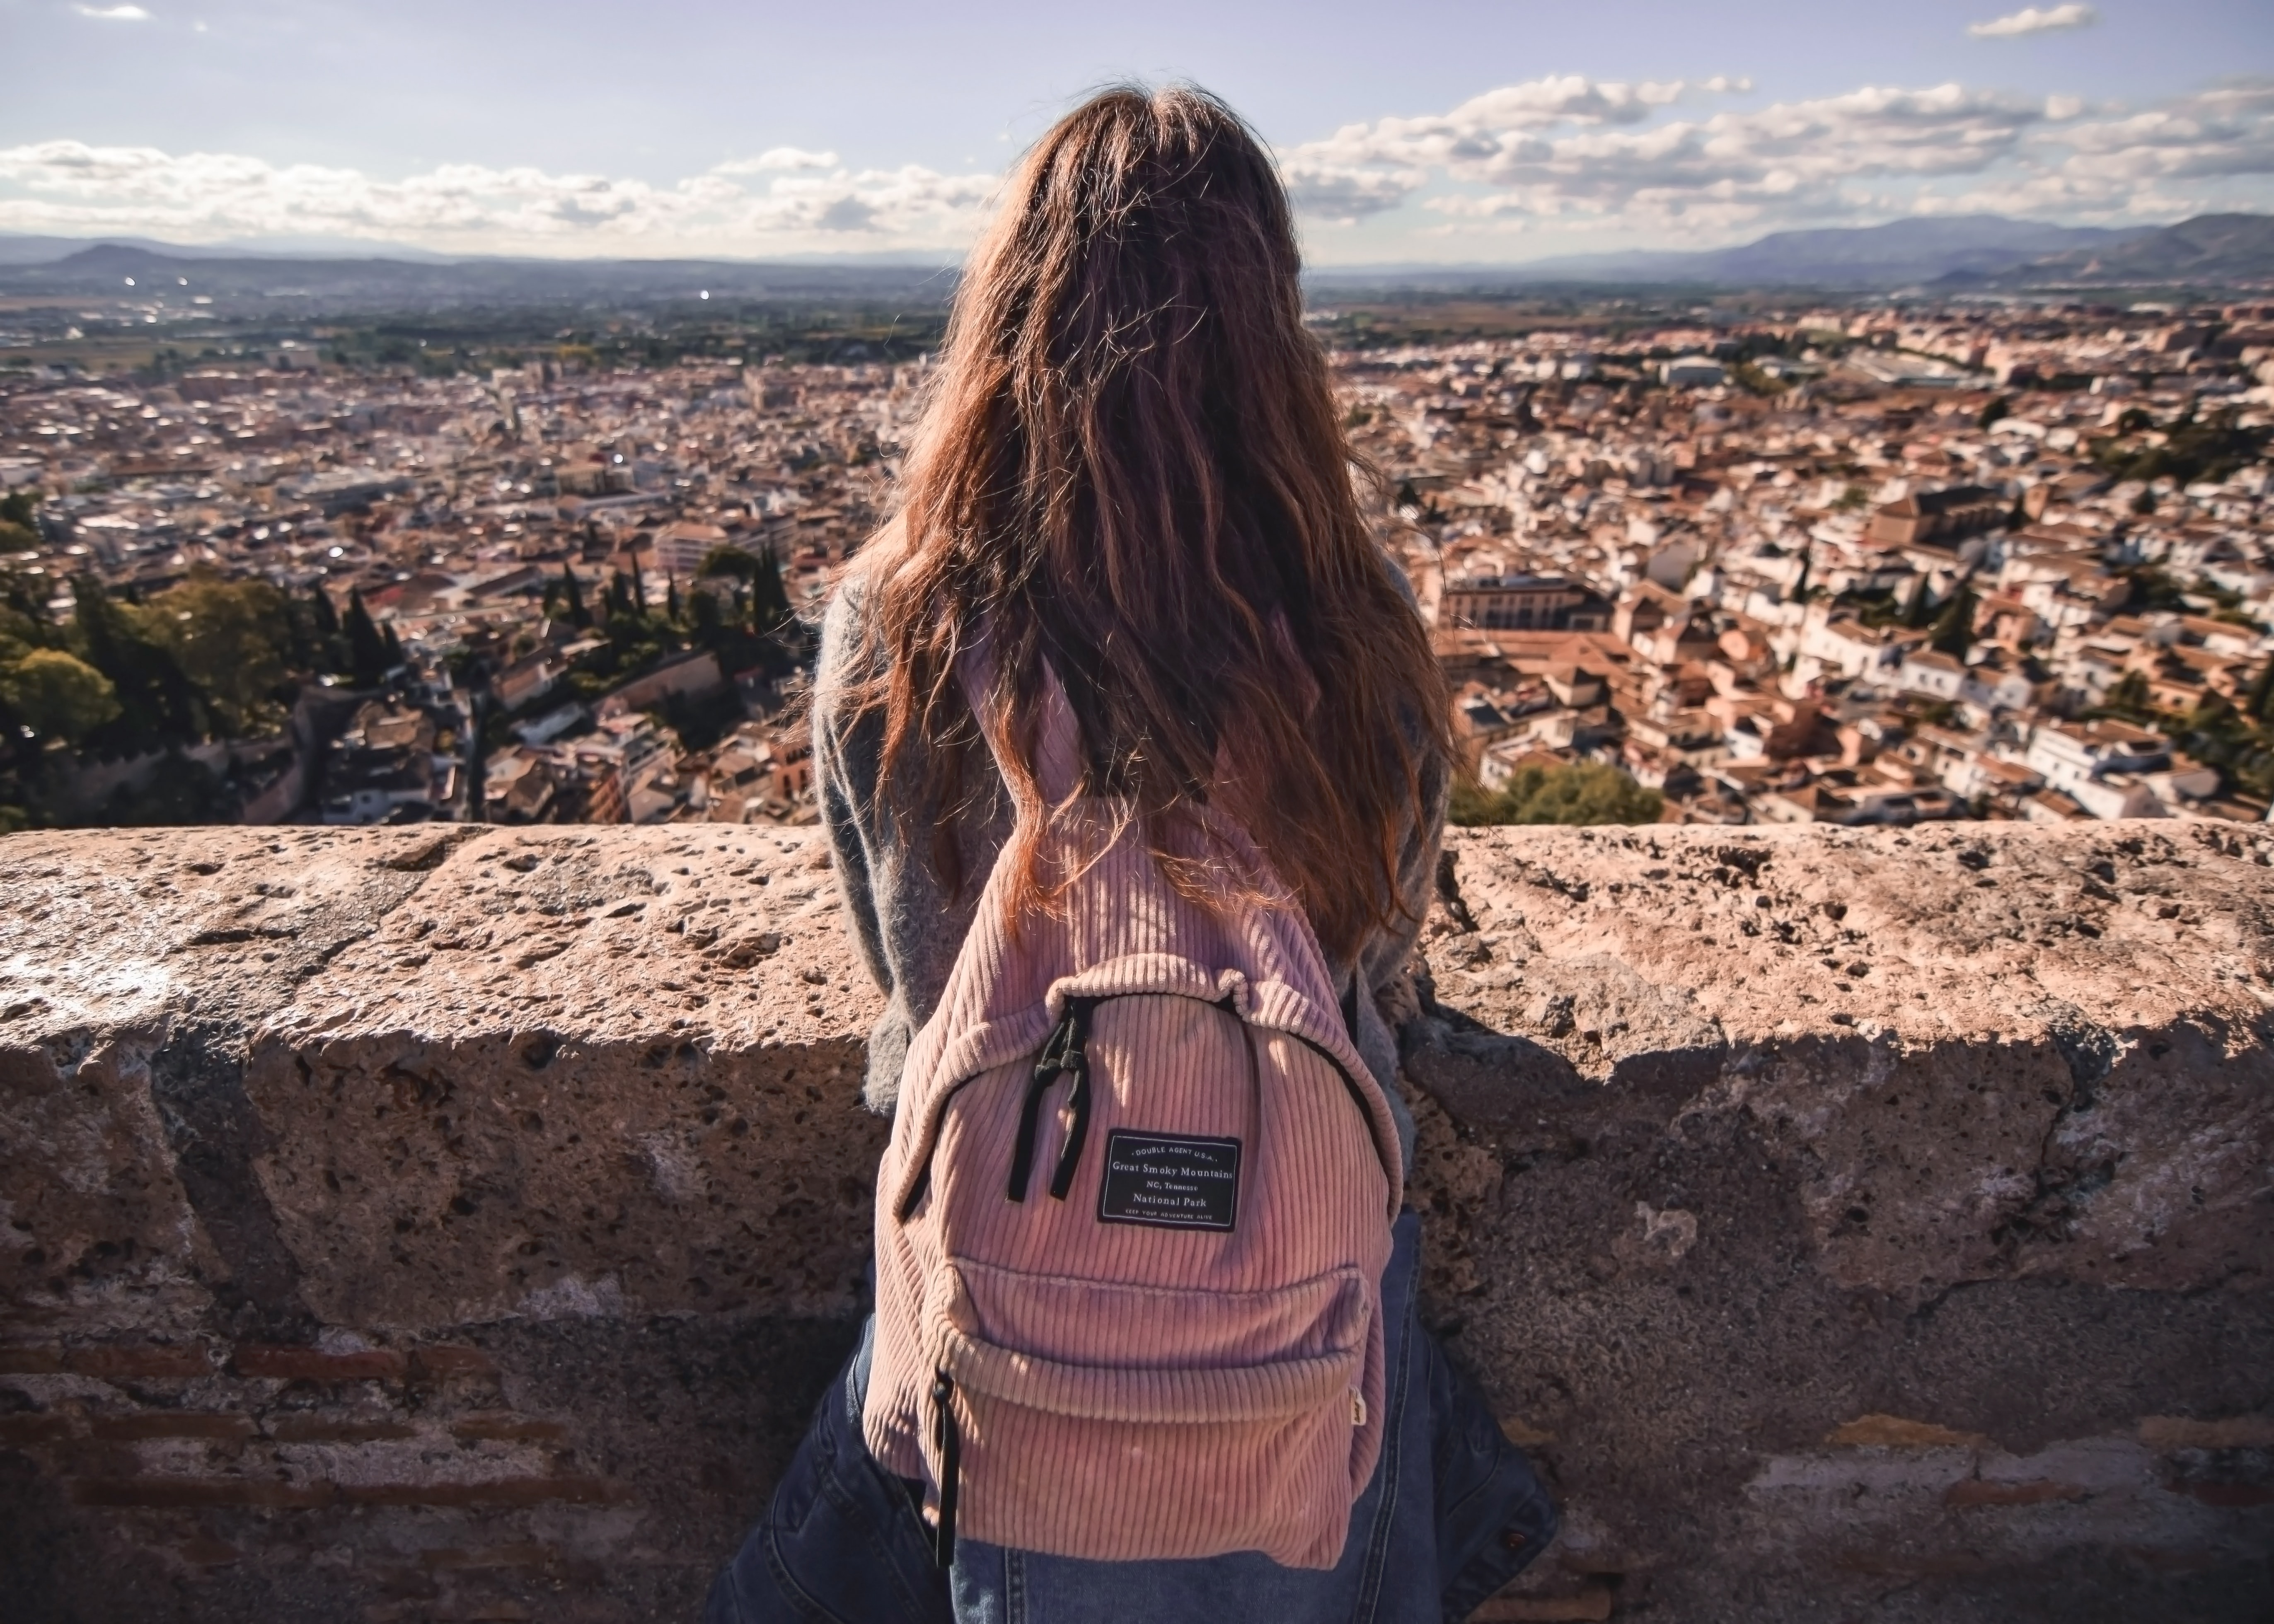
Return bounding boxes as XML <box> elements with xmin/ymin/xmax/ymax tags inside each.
<box><xmin>2</xmin><ymin>820</ymin><xmax>2269</xmax><ymax>1621</ymax></box>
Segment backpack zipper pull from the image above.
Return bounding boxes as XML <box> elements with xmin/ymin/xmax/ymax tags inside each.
<box><xmin>1046</xmin><ymin>999</ymin><xmax>1096</xmax><ymax>1201</ymax></box>
<box><xmin>931</xmin><ymin>1369</ymin><xmax>960</xmax><ymax>1568</ymax></box>
<box><xmin>1011</xmin><ymin>998</ymin><xmax>1098</xmax><ymax>1204</ymax></box>
<box><xmin>1009</xmin><ymin>1007</ymin><xmax>1077</xmax><ymax>1202</ymax></box>
<box><xmin>1046</xmin><ymin>1049</ymin><xmax>1091</xmax><ymax>1201</ymax></box>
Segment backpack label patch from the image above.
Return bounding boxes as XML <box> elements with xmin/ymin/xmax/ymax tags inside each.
<box><xmin>1096</xmin><ymin>1131</ymin><xmax>1241</xmax><ymax>1231</ymax></box>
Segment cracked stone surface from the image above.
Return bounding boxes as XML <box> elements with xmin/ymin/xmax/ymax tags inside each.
<box><xmin>1406</xmin><ymin>821</ymin><xmax>2274</xmax><ymax>1303</ymax></box>
<box><xmin>3</xmin><ymin>820</ymin><xmax>2271</xmax><ymax>1621</ymax></box>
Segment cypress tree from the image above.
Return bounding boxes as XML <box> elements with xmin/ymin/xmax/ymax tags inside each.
<box><xmin>304</xmin><ymin>585</ymin><xmax>346</xmax><ymax>677</ymax></box>
<box><xmin>2246</xmin><ymin>654</ymin><xmax>2274</xmax><ymax>725</ymax></box>
<box><xmin>750</xmin><ymin>544</ymin><xmax>791</xmax><ymax>631</ymax></box>
<box><xmin>342</xmin><ymin>587</ymin><xmax>389</xmax><ymax>689</ymax></box>
<box><xmin>560</xmin><ymin>563</ymin><xmax>591</xmax><ymax>628</ymax></box>
<box><xmin>1902</xmin><ymin>574</ymin><xmax>1936</xmax><ymax>628</ymax></box>
<box><xmin>1930</xmin><ymin>583</ymin><xmax>1979</xmax><ymax>659</ymax></box>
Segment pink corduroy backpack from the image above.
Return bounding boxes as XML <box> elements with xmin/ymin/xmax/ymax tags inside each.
<box><xmin>861</xmin><ymin>652</ymin><xmax>1405</xmax><ymax>1572</ymax></box>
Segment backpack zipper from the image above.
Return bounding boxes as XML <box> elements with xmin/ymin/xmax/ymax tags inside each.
<box><xmin>1009</xmin><ymin>996</ymin><xmax>1098</xmax><ymax>1203</ymax></box>
<box><xmin>903</xmin><ymin>990</ymin><xmax>1374</xmax><ymax>1222</ymax></box>
<box><xmin>931</xmin><ymin>1368</ymin><xmax>960</xmax><ymax>1568</ymax></box>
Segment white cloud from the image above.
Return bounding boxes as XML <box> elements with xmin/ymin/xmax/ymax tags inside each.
<box><xmin>72</xmin><ymin>3</ymin><xmax>151</xmax><ymax>18</ymax></box>
<box><xmin>1280</xmin><ymin>75</ymin><xmax>1747</xmax><ymax>222</ymax></box>
<box><xmin>1948</xmin><ymin>77</ymin><xmax>2274</xmax><ymax>216</ymax></box>
<box><xmin>1279</xmin><ymin>160</ymin><xmax>1429</xmax><ymax>224</ymax></box>
<box><xmin>1284</xmin><ymin>77</ymin><xmax>2049</xmax><ymax>234</ymax></box>
<box><xmin>6</xmin><ymin>72</ymin><xmax>2273</xmax><ymax>260</ymax></box>
<box><xmin>1968</xmin><ymin>4</ymin><xmax>2097</xmax><ymax>38</ymax></box>
<box><xmin>1282</xmin><ymin>72</ymin><xmax>2274</xmax><ymax>241</ymax></box>
<box><xmin>0</xmin><ymin>140</ymin><xmax>1000</xmax><ymax>254</ymax></box>
<box><xmin>712</xmin><ymin>147</ymin><xmax>840</xmax><ymax>175</ymax></box>
<box><xmin>2001</xmin><ymin>78</ymin><xmax>2274</xmax><ymax>210</ymax></box>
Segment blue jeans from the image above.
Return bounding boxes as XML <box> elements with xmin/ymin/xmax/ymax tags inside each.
<box><xmin>705</xmin><ymin>1214</ymin><xmax>1556</xmax><ymax>1624</ymax></box>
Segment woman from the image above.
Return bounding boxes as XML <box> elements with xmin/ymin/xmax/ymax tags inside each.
<box><xmin>708</xmin><ymin>84</ymin><xmax>1553</xmax><ymax>1624</ymax></box>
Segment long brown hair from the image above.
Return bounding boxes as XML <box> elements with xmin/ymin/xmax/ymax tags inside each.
<box><xmin>852</xmin><ymin>84</ymin><xmax>1447</xmax><ymax>962</ymax></box>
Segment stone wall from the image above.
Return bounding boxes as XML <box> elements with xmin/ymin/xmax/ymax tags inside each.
<box><xmin>2</xmin><ymin>820</ymin><xmax>2269</xmax><ymax>1622</ymax></box>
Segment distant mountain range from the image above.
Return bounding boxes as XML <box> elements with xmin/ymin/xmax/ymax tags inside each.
<box><xmin>1307</xmin><ymin>213</ymin><xmax>2274</xmax><ymax>292</ymax></box>
<box><xmin>0</xmin><ymin>240</ymin><xmax>960</xmax><ymax>306</ymax></box>
<box><xmin>3</xmin><ymin>212</ymin><xmax>2269</xmax><ymax>306</ymax></box>
<box><xmin>0</xmin><ymin>232</ymin><xmax>461</xmax><ymax>266</ymax></box>
<box><xmin>1328</xmin><ymin>216</ymin><xmax>2148</xmax><ymax>289</ymax></box>
<box><xmin>1966</xmin><ymin>213</ymin><xmax>2274</xmax><ymax>288</ymax></box>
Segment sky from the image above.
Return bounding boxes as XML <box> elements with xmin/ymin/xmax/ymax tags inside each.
<box><xmin>3</xmin><ymin>0</ymin><xmax>2272</xmax><ymax>263</ymax></box>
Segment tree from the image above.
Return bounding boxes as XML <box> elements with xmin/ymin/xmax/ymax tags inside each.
<box><xmin>2118</xmin><ymin>565</ymin><xmax>2189</xmax><ymax>612</ymax></box>
<box><xmin>2165</xmin><ymin>692</ymin><xmax>2274</xmax><ymax>805</ymax></box>
<box><xmin>1732</xmin><ymin>360</ymin><xmax>1788</xmax><ymax>397</ymax></box>
<box><xmin>558</xmin><ymin>563</ymin><xmax>591</xmax><ymax>628</ymax></box>
<box><xmin>69</xmin><ymin>574</ymin><xmax>201</xmax><ymax>753</ymax></box>
<box><xmin>1977</xmin><ymin>396</ymin><xmax>2011</xmax><ymax>432</ymax></box>
<box><xmin>1929</xmin><ymin>583</ymin><xmax>1977</xmax><ymax>659</ymax></box>
<box><xmin>102</xmin><ymin>749</ymin><xmax>235</xmax><ymax>826</ymax></box>
<box><xmin>666</xmin><ymin>575</ymin><xmax>682</xmax><ymax>624</ymax></box>
<box><xmin>286</xmin><ymin>584</ymin><xmax>349</xmax><ymax>682</ymax></box>
<box><xmin>2240</xmin><ymin>655</ymin><xmax>2274</xmax><ymax>726</ymax></box>
<box><xmin>2091</xmin><ymin>670</ymin><xmax>2157</xmax><ymax>724</ymax></box>
<box><xmin>689</xmin><ymin>584</ymin><xmax>723</xmax><ymax>640</ymax></box>
<box><xmin>1449</xmin><ymin>761</ymin><xmax>1664</xmax><ymax>827</ymax></box>
<box><xmin>341</xmin><ymin>587</ymin><xmax>391</xmax><ymax>689</ymax></box>
<box><xmin>143</xmin><ymin>570</ymin><xmax>295</xmax><ymax>737</ymax></box>
<box><xmin>1902</xmin><ymin>574</ymin><xmax>1937</xmax><ymax>629</ymax></box>
<box><xmin>697</xmin><ymin>540</ymin><xmax>796</xmax><ymax>633</ymax></box>
<box><xmin>1</xmin><ymin>563</ymin><xmax>45</xmax><ymax>624</ymax></box>
<box><xmin>697</xmin><ymin>545</ymin><xmax>755</xmax><ymax>583</ymax></box>
<box><xmin>0</xmin><ymin>648</ymin><xmax>119</xmax><ymax>745</ymax></box>
<box><xmin>0</xmin><ymin>490</ymin><xmax>36</xmax><ymax>554</ymax></box>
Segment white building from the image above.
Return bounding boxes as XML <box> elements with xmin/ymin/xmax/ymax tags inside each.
<box><xmin>1661</xmin><ymin>356</ymin><xmax>1728</xmax><ymax>389</ymax></box>
<box><xmin>2023</xmin><ymin>719</ymin><xmax>2171</xmax><ymax>810</ymax></box>
<box><xmin>1897</xmin><ymin>648</ymin><xmax>1967</xmax><ymax>702</ymax></box>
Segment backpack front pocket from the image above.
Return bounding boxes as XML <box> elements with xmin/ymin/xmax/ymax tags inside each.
<box><xmin>921</xmin><ymin>1262</ymin><xmax>1372</xmax><ymax>1568</ymax></box>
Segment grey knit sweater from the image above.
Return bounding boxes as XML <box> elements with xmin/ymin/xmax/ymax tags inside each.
<box><xmin>810</xmin><ymin>575</ymin><xmax>1447</xmax><ymax>1169</ymax></box>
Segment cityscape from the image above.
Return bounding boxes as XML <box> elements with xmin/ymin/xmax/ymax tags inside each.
<box><xmin>7</xmin><ymin>2</ymin><xmax>2274</xmax><ymax>1613</ymax></box>
<box><xmin>3</xmin><ymin>264</ymin><xmax>2269</xmax><ymax>836</ymax></box>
